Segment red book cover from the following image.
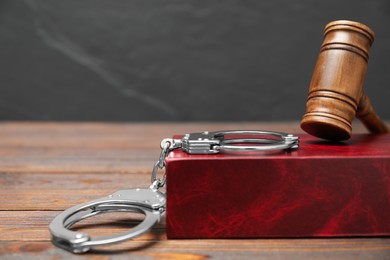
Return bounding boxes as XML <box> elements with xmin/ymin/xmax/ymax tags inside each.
<box><xmin>165</xmin><ymin>134</ymin><xmax>390</xmax><ymax>238</ymax></box>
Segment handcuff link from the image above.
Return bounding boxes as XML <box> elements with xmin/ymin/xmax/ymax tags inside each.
<box><xmin>49</xmin><ymin>130</ymin><xmax>299</xmax><ymax>253</ymax></box>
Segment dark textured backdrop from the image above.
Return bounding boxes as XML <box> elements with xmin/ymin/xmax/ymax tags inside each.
<box><xmin>0</xmin><ymin>0</ymin><xmax>389</xmax><ymax>121</ymax></box>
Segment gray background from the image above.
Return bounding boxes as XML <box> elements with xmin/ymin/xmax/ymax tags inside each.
<box><xmin>0</xmin><ymin>0</ymin><xmax>389</xmax><ymax>121</ymax></box>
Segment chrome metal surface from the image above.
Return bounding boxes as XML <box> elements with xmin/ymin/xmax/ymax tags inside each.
<box><xmin>151</xmin><ymin>141</ymin><xmax>171</xmax><ymax>188</ymax></box>
<box><xmin>180</xmin><ymin>130</ymin><xmax>299</xmax><ymax>154</ymax></box>
<box><xmin>49</xmin><ymin>188</ymin><xmax>166</xmax><ymax>253</ymax></box>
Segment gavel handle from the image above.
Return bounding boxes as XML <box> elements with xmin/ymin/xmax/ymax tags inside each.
<box><xmin>356</xmin><ymin>94</ymin><xmax>389</xmax><ymax>133</ymax></box>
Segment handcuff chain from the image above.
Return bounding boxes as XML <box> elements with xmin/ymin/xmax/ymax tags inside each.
<box><xmin>150</xmin><ymin>140</ymin><xmax>173</xmax><ymax>189</ymax></box>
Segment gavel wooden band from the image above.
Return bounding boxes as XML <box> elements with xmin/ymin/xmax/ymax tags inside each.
<box><xmin>301</xmin><ymin>20</ymin><xmax>389</xmax><ymax>141</ymax></box>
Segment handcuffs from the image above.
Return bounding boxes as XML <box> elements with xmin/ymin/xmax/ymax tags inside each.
<box><xmin>49</xmin><ymin>130</ymin><xmax>299</xmax><ymax>253</ymax></box>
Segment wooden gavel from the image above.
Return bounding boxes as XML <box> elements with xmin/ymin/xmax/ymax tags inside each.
<box><xmin>301</xmin><ymin>20</ymin><xmax>389</xmax><ymax>141</ymax></box>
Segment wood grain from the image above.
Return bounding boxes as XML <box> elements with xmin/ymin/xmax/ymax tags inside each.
<box><xmin>1</xmin><ymin>122</ymin><xmax>389</xmax><ymax>259</ymax></box>
<box><xmin>301</xmin><ymin>20</ymin><xmax>389</xmax><ymax>141</ymax></box>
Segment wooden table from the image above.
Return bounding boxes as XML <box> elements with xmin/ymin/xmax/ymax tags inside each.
<box><xmin>1</xmin><ymin>122</ymin><xmax>389</xmax><ymax>259</ymax></box>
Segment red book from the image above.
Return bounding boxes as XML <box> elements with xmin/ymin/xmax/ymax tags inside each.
<box><xmin>165</xmin><ymin>134</ymin><xmax>390</xmax><ymax>238</ymax></box>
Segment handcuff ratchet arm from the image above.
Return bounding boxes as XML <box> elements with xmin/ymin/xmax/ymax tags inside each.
<box><xmin>49</xmin><ymin>188</ymin><xmax>166</xmax><ymax>253</ymax></box>
<box><xmin>166</xmin><ymin>130</ymin><xmax>299</xmax><ymax>154</ymax></box>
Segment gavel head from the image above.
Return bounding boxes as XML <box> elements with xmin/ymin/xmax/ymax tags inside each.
<box><xmin>300</xmin><ymin>20</ymin><xmax>375</xmax><ymax>141</ymax></box>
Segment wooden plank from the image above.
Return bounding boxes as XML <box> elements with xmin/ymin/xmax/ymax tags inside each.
<box><xmin>0</xmin><ymin>172</ymin><xmax>152</xmax><ymax>210</ymax></box>
<box><xmin>0</xmin><ymin>147</ymin><xmax>158</xmax><ymax>173</ymax></box>
<box><xmin>0</xmin><ymin>172</ymin><xmax>149</xmax><ymax>190</ymax></box>
<box><xmin>0</xmin><ymin>239</ymin><xmax>390</xmax><ymax>259</ymax></box>
<box><xmin>1</xmin><ymin>189</ymin><xmax>128</xmax><ymax>211</ymax></box>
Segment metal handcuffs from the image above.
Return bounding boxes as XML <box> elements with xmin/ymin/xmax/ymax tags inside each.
<box><xmin>49</xmin><ymin>130</ymin><xmax>299</xmax><ymax>253</ymax></box>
